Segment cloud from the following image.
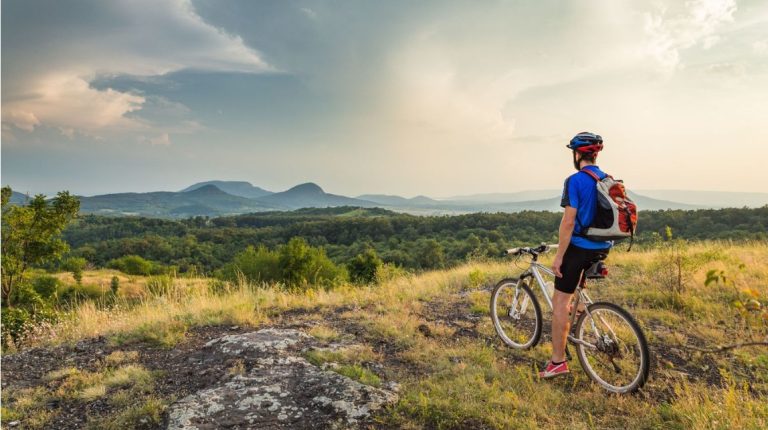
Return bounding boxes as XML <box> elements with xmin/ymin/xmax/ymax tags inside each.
<box><xmin>150</xmin><ymin>133</ymin><xmax>172</xmax><ymax>146</ymax></box>
<box><xmin>754</xmin><ymin>40</ymin><xmax>768</xmax><ymax>54</ymax></box>
<box><xmin>4</xmin><ymin>111</ymin><xmax>40</xmax><ymax>132</ymax></box>
<box><xmin>2</xmin><ymin>0</ymin><xmax>270</xmax><ymax>138</ymax></box>
<box><xmin>643</xmin><ymin>0</ymin><xmax>737</xmax><ymax>70</ymax></box>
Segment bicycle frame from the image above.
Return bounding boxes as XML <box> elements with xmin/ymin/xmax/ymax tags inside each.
<box><xmin>496</xmin><ymin>245</ymin><xmax>651</xmax><ymax>392</ymax></box>
<box><xmin>520</xmin><ymin>260</ymin><xmax>603</xmax><ymax>350</ymax></box>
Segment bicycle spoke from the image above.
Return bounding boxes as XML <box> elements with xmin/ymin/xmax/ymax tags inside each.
<box><xmin>576</xmin><ymin>305</ymin><xmax>647</xmax><ymax>392</ymax></box>
<box><xmin>491</xmin><ymin>280</ymin><xmax>541</xmax><ymax>349</ymax></box>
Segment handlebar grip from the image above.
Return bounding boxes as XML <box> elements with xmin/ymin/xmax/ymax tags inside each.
<box><xmin>505</xmin><ymin>248</ymin><xmax>520</xmax><ymax>256</ymax></box>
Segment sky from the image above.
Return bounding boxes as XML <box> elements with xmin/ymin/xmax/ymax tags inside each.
<box><xmin>2</xmin><ymin>0</ymin><xmax>768</xmax><ymax>197</ymax></box>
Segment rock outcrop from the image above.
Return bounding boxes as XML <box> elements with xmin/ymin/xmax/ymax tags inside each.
<box><xmin>166</xmin><ymin>329</ymin><xmax>397</xmax><ymax>429</ymax></box>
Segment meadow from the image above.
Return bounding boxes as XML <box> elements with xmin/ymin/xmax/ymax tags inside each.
<box><xmin>2</xmin><ymin>241</ymin><xmax>767</xmax><ymax>429</ymax></box>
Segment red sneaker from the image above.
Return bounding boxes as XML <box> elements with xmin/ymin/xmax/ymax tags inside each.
<box><xmin>538</xmin><ymin>360</ymin><xmax>570</xmax><ymax>378</ymax></box>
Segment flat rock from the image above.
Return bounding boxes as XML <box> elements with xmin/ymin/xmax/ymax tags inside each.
<box><xmin>166</xmin><ymin>329</ymin><xmax>397</xmax><ymax>430</ymax></box>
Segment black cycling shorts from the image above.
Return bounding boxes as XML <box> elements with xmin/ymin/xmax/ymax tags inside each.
<box><xmin>554</xmin><ymin>243</ymin><xmax>609</xmax><ymax>294</ymax></box>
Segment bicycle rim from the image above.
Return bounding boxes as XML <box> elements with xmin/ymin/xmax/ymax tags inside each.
<box><xmin>490</xmin><ymin>279</ymin><xmax>542</xmax><ymax>349</ymax></box>
<box><xmin>575</xmin><ymin>302</ymin><xmax>650</xmax><ymax>393</ymax></box>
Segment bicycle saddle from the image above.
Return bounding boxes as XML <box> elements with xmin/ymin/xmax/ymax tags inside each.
<box><xmin>585</xmin><ymin>261</ymin><xmax>608</xmax><ymax>279</ymax></box>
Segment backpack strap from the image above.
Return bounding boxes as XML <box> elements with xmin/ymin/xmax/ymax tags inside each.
<box><xmin>573</xmin><ymin>168</ymin><xmax>603</xmax><ymax>237</ymax></box>
<box><xmin>580</xmin><ymin>168</ymin><xmax>602</xmax><ymax>182</ymax></box>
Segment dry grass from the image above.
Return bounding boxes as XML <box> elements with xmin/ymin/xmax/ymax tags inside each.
<box><xmin>6</xmin><ymin>241</ymin><xmax>768</xmax><ymax>429</ymax></box>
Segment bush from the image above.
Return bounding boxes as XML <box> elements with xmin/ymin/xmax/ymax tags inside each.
<box><xmin>60</xmin><ymin>257</ymin><xmax>87</xmax><ymax>273</ymax></box>
<box><xmin>279</xmin><ymin>238</ymin><xmax>347</xmax><ymax>289</ymax></box>
<box><xmin>32</xmin><ymin>275</ymin><xmax>61</xmax><ymax>300</ymax></box>
<box><xmin>1</xmin><ymin>302</ymin><xmax>59</xmax><ymax>348</ymax></box>
<box><xmin>218</xmin><ymin>246</ymin><xmax>280</xmax><ymax>284</ymax></box>
<box><xmin>1</xmin><ymin>307</ymin><xmax>31</xmax><ymax>347</ymax></box>
<box><xmin>348</xmin><ymin>248</ymin><xmax>383</xmax><ymax>284</ymax></box>
<box><xmin>217</xmin><ymin>238</ymin><xmax>347</xmax><ymax>290</ymax></box>
<box><xmin>110</xmin><ymin>276</ymin><xmax>120</xmax><ymax>295</ymax></box>
<box><xmin>375</xmin><ymin>263</ymin><xmax>408</xmax><ymax>283</ymax></box>
<box><xmin>107</xmin><ymin>255</ymin><xmax>164</xmax><ymax>276</ymax></box>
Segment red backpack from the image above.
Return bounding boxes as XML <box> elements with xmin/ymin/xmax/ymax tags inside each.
<box><xmin>578</xmin><ymin>168</ymin><xmax>638</xmax><ymax>249</ymax></box>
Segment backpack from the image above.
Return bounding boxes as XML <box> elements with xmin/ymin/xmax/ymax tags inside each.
<box><xmin>576</xmin><ymin>168</ymin><xmax>638</xmax><ymax>249</ymax></box>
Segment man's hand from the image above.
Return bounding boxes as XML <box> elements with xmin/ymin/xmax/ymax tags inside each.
<box><xmin>552</xmin><ymin>253</ymin><xmax>564</xmax><ymax>278</ymax></box>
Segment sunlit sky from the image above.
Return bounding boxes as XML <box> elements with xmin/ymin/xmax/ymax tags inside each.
<box><xmin>2</xmin><ymin>0</ymin><xmax>767</xmax><ymax>197</ymax></box>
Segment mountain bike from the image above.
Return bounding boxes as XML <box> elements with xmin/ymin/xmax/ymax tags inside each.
<box><xmin>489</xmin><ymin>243</ymin><xmax>650</xmax><ymax>393</ymax></box>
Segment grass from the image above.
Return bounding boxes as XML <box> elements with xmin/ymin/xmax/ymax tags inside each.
<box><xmin>4</xmin><ymin>241</ymin><xmax>768</xmax><ymax>429</ymax></box>
<box><xmin>3</xmin><ymin>354</ymin><xmax>161</xmax><ymax>429</ymax></box>
<box><xmin>305</xmin><ymin>345</ymin><xmax>383</xmax><ymax>387</ymax></box>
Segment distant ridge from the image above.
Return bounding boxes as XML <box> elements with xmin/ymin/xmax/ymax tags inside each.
<box><xmin>635</xmin><ymin>190</ymin><xmax>768</xmax><ymax>208</ymax></box>
<box><xmin>9</xmin><ymin>190</ymin><xmax>31</xmax><ymax>205</ymax></box>
<box><xmin>78</xmin><ymin>185</ymin><xmax>280</xmax><ymax>217</ymax></box>
<box><xmin>258</xmin><ymin>183</ymin><xmax>378</xmax><ymax>209</ymax></box>
<box><xmin>11</xmin><ymin>178</ymin><xmax>760</xmax><ymax>219</ymax></box>
<box><xmin>356</xmin><ymin>194</ymin><xmax>440</xmax><ymax>207</ymax></box>
<box><xmin>182</xmin><ymin>181</ymin><xmax>273</xmax><ymax>199</ymax></box>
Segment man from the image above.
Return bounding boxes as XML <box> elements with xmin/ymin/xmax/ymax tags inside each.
<box><xmin>539</xmin><ymin>131</ymin><xmax>612</xmax><ymax>379</ymax></box>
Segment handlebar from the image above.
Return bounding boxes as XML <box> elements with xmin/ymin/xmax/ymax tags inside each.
<box><xmin>504</xmin><ymin>243</ymin><xmax>559</xmax><ymax>257</ymax></box>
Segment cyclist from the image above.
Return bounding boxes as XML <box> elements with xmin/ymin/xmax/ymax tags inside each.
<box><xmin>539</xmin><ymin>131</ymin><xmax>612</xmax><ymax>379</ymax></box>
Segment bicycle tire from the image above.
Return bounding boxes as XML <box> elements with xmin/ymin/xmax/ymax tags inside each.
<box><xmin>574</xmin><ymin>302</ymin><xmax>650</xmax><ymax>393</ymax></box>
<box><xmin>490</xmin><ymin>277</ymin><xmax>543</xmax><ymax>350</ymax></box>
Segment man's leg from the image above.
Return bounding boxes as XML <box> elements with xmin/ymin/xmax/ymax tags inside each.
<box><xmin>550</xmin><ymin>290</ymin><xmax>573</xmax><ymax>363</ymax></box>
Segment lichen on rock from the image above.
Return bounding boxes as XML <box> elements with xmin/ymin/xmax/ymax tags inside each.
<box><xmin>166</xmin><ymin>329</ymin><xmax>397</xmax><ymax>430</ymax></box>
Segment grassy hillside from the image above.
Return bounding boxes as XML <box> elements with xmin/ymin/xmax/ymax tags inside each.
<box><xmin>2</xmin><ymin>242</ymin><xmax>767</xmax><ymax>429</ymax></box>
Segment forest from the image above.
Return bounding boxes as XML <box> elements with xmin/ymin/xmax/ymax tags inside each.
<box><xmin>62</xmin><ymin>206</ymin><xmax>767</xmax><ymax>275</ymax></box>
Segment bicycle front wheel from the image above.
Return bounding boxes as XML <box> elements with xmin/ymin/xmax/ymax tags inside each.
<box><xmin>490</xmin><ymin>278</ymin><xmax>542</xmax><ymax>349</ymax></box>
<box><xmin>574</xmin><ymin>302</ymin><xmax>650</xmax><ymax>393</ymax></box>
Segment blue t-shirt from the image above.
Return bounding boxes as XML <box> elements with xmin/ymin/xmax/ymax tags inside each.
<box><xmin>560</xmin><ymin>165</ymin><xmax>613</xmax><ymax>250</ymax></box>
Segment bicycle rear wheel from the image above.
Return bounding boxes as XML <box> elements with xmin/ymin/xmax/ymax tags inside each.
<box><xmin>574</xmin><ymin>302</ymin><xmax>650</xmax><ymax>393</ymax></box>
<box><xmin>490</xmin><ymin>278</ymin><xmax>542</xmax><ymax>349</ymax></box>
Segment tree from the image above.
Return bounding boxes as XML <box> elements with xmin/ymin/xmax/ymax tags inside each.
<box><xmin>416</xmin><ymin>238</ymin><xmax>445</xmax><ymax>269</ymax></box>
<box><xmin>1</xmin><ymin>187</ymin><xmax>79</xmax><ymax>307</ymax></box>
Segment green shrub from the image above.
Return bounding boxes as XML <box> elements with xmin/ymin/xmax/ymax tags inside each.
<box><xmin>32</xmin><ymin>275</ymin><xmax>61</xmax><ymax>300</ymax></box>
<box><xmin>1</xmin><ymin>307</ymin><xmax>31</xmax><ymax>347</ymax></box>
<box><xmin>107</xmin><ymin>255</ymin><xmax>164</xmax><ymax>276</ymax></box>
<box><xmin>348</xmin><ymin>248</ymin><xmax>383</xmax><ymax>284</ymax></box>
<box><xmin>218</xmin><ymin>239</ymin><xmax>347</xmax><ymax>290</ymax></box>
<box><xmin>218</xmin><ymin>246</ymin><xmax>280</xmax><ymax>284</ymax></box>
<box><xmin>110</xmin><ymin>276</ymin><xmax>120</xmax><ymax>295</ymax></box>
<box><xmin>375</xmin><ymin>263</ymin><xmax>408</xmax><ymax>283</ymax></box>
<box><xmin>1</xmin><ymin>303</ymin><xmax>59</xmax><ymax>348</ymax></box>
<box><xmin>58</xmin><ymin>283</ymin><xmax>107</xmax><ymax>305</ymax></box>
<box><xmin>279</xmin><ymin>238</ymin><xmax>347</xmax><ymax>289</ymax></box>
<box><xmin>61</xmin><ymin>256</ymin><xmax>87</xmax><ymax>272</ymax></box>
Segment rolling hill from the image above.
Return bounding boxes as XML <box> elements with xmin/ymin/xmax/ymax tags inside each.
<box><xmin>181</xmin><ymin>181</ymin><xmax>273</xmax><ymax>199</ymax></box>
<box><xmin>6</xmin><ymin>179</ymin><xmax>741</xmax><ymax>219</ymax></box>
<box><xmin>78</xmin><ymin>185</ymin><xmax>281</xmax><ymax>217</ymax></box>
<box><xmin>257</xmin><ymin>183</ymin><xmax>378</xmax><ymax>210</ymax></box>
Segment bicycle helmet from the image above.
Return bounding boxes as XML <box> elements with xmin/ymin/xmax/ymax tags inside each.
<box><xmin>567</xmin><ymin>131</ymin><xmax>603</xmax><ymax>153</ymax></box>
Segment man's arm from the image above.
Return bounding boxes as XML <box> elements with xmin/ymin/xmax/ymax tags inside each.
<box><xmin>552</xmin><ymin>206</ymin><xmax>577</xmax><ymax>277</ymax></box>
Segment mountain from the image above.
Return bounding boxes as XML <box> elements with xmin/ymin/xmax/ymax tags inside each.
<box><xmin>256</xmin><ymin>183</ymin><xmax>378</xmax><ymax>209</ymax></box>
<box><xmin>182</xmin><ymin>181</ymin><xmax>273</xmax><ymax>199</ymax></box>
<box><xmin>356</xmin><ymin>194</ymin><xmax>441</xmax><ymax>207</ymax></box>
<box><xmin>635</xmin><ymin>190</ymin><xmax>768</xmax><ymax>208</ymax></box>
<box><xmin>78</xmin><ymin>185</ymin><xmax>281</xmax><ymax>218</ymax></box>
<box><xmin>22</xmin><ymin>176</ymin><xmax>741</xmax><ymax>219</ymax></box>
<box><xmin>9</xmin><ymin>191</ymin><xmax>31</xmax><ymax>205</ymax></box>
<box><xmin>444</xmin><ymin>190</ymin><xmax>561</xmax><ymax>203</ymax></box>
